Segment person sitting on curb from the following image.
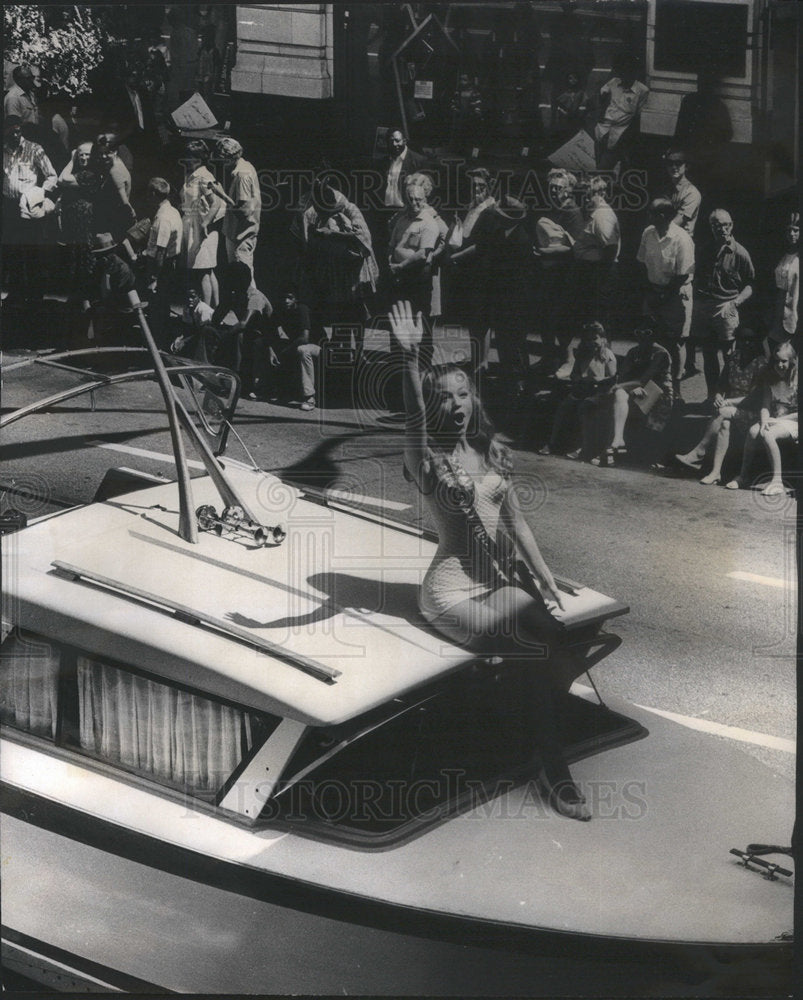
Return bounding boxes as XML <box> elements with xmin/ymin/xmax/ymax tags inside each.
<box><xmin>674</xmin><ymin>325</ymin><xmax>766</xmax><ymax>485</ymax></box>
<box><xmin>538</xmin><ymin>321</ymin><xmax>616</xmax><ymax>456</ymax></box>
<box><xmin>258</xmin><ymin>287</ymin><xmax>317</xmax><ymax>410</ymax></box>
<box><xmin>196</xmin><ymin>262</ymin><xmax>273</xmax><ymax>395</ymax></box>
<box><xmin>171</xmin><ymin>287</ymin><xmax>215</xmax><ymax>355</ymax></box>
<box><xmin>725</xmin><ymin>342</ymin><xmax>797</xmax><ymax>496</ymax></box>
<box><xmin>594</xmin><ymin>319</ymin><xmax>673</xmax><ymax>466</ymax></box>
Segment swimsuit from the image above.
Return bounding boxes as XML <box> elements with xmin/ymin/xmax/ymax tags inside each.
<box><xmin>415</xmin><ymin>454</ymin><xmax>511</xmax><ymax>622</ymax></box>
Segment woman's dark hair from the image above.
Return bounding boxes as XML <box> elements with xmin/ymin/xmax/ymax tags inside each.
<box><xmin>421</xmin><ymin>363</ymin><xmax>512</xmax><ymax>477</ymax></box>
<box><xmin>184</xmin><ymin>139</ymin><xmax>209</xmax><ymax>164</ymax></box>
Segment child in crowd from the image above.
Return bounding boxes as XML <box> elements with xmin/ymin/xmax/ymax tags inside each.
<box><xmin>726</xmin><ymin>342</ymin><xmax>797</xmax><ymax>495</ymax></box>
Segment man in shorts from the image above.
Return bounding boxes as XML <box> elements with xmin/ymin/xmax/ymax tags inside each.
<box><xmin>691</xmin><ymin>209</ymin><xmax>754</xmax><ymax>399</ymax></box>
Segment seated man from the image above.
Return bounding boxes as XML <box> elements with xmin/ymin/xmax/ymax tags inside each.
<box><xmin>259</xmin><ymin>287</ymin><xmax>318</xmax><ymax>410</ymax></box>
<box><xmin>171</xmin><ymin>287</ymin><xmax>215</xmax><ymax>355</ymax></box>
<box><xmin>197</xmin><ymin>262</ymin><xmax>272</xmax><ymax>394</ymax></box>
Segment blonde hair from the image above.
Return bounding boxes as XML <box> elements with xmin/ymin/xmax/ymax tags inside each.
<box><xmin>405</xmin><ymin>172</ymin><xmax>433</xmax><ymax>199</ymax></box>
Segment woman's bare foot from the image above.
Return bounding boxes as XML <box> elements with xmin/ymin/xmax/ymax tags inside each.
<box><xmin>676</xmin><ymin>451</ymin><xmax>703</xmax><ymax>470</ymax></box>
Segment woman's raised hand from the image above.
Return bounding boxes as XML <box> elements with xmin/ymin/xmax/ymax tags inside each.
<box><xmin>389</xmin><ymin>300</ymin><xmax>423</xmax><ymax>355</ymax></box>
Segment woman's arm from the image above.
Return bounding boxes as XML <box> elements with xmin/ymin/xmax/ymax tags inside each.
<box><xmin>388</xmin><ymin>301</ymin><xmax>428</xmax><ymax>485</ymax></box>
<box><xmin>501</xmin><ymin>490</ymin><xmax>564</xmax><ymax>610</ymax></box>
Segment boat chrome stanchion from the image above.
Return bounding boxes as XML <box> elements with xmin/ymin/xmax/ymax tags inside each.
<box><xmin>128</xmin><ymin>290</ymin><xmax>198</xmax><ymax>543</ymax></box>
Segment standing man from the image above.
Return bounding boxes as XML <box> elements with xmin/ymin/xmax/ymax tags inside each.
<box><xmin>691</xmin><ymin>209</ymin><xmax>754</xmax><ymax>399</ymax></box>
<box><xmin>382</xmin><ymin>127</ymin><xmax>428</xmax><ymax>212</ymax></box>
<box><xmin>142</xmin><ymin>177</ymin><xmax>182</xmax><ymax>345</ymax></box>
<box><xmin>4</xmin><ymin>64</ymin><xmax>41</xmax><ymax>127</ymax></box>
<box><xmin>2</xmin><ymin>114</ymin><xmax>57</xmax><ymax>306</ymax></box>
<box><xmin>216</xmin><ymin>136</ymin><xmax>261</xmax><ymax>287</ymax></box>
<box><xmin>663</xmin><ymin>147</ymin><xmax>702</xmax><ymax>237</ymax></box>
<box><xmin>593</xmin><ymin>53</ymin><xmax>649</xmax><ymax>171</ymax></box>
<box><xmin>636</xmin><ymin>198</ymin><xmax>695</xmax><ymax>398</ymax></box>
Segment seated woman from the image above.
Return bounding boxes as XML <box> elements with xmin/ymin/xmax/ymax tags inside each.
<box><xmin>390</xmin><ymin>300</ymin><xmax>591</xmax><ymax>822</ymax></box>
<box><xmin>538</xmin><ymin>321</ymin><xmax>617</xmax><ymax>456</ymax></box>
<box><xmin>675</xmin><ymin>325</ymin><xmax>766</xmax><ymax>485</ymax></box>
<box><xmin>726</xmin><ymin>342</ymin><xmax>797</xmax><ymax>495</ymax></box>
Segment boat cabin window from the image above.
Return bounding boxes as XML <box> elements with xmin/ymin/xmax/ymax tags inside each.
<box><xmin>0</xmin><ymin>629</ymin><xmax>281</xmax><ymax>802</ymax></box>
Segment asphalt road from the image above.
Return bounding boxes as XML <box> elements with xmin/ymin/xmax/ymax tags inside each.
<box><xmin>3</xmin><ymin>334</ymin><xmax>795</xmax><ymax>790</ymax></box>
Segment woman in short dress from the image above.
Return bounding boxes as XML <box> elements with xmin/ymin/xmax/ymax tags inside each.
<box><xmin>180</xmin><ymin>139</ymin><xmax>226</xmax><ymax>306</ymax></box>
<box><xmin>390</xmin><ymin>299</ymin><xmax>591</xmax><ymax>821</ymax></box>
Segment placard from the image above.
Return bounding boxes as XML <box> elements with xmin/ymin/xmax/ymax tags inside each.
<box><xmin>548</xmin><ymin>129</ymin><xmax>596</xmax><ymax>172</ymax></box>
<box><xmin>171</xmin><ymin>92</ymin><xmax>218</xmax><ymax>131</ymax></box>
<box><xmin>414</xmin><ymin>79</ymin><xmax>433</xmax><ymax>100</ymax></box>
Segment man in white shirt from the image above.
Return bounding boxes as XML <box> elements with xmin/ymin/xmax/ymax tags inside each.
<box><xmin>143</xmin><ymin>177</ymin><xmax>182</xmax><ymax>343</ymax></box>
<box><xmin>637</xmin><ymin>198</ymin><xmax>695</xmax><ymax>394</ymax></box>
<box><xmin>594</xmin><ymin>54</ymin><xmax>649</xmax><ymax>170</ymax></box>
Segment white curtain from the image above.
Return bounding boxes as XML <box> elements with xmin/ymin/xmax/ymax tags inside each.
<box><xmin>0</xmin><ymin>633</ymin><xmax>60</xmax><ymax>739</ymax></box>
<box><xmin>78</xmin><ymin>657</ymin><xmax>253</xmax><ymax>795</ymax></box>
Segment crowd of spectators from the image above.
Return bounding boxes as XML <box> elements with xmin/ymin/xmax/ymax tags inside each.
<box><xmin>2</xmin><ymin>36</ymin><xmax>798</xmax><ymax>493</ymax></box>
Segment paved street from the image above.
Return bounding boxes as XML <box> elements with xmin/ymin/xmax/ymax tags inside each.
<box><xmin>2</xmin><ymin>329</ymin><xmax>796</xmax><ymax>792</ymax></box>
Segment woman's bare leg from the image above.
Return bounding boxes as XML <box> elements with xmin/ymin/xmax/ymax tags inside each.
<box><xmin>760</xmin><ymin>422</ymin><xmax>797</xmax><ymax>494</ymax></box>
<box><xmin>427</xmin><ymin>587</ymin><xmax>591</xmax><ymax>820</ymax></box>
<box><xmin>610</xmin><ymin>388</ymin><xmax>629</xmax><ymax>449</ymax></box>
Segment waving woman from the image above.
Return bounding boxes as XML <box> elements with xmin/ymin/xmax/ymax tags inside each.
<box><xmin>391</xmin><ymin>300</ymin><xmax>591</xmax><ymax>821</ymax></box>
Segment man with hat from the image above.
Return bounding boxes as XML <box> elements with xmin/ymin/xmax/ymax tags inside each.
<box><xmin>4</xmin><ymin>64</ymin><xmax>41</xmax><ymax>126</ymax></box>
<box><xmin>216</xmin><ymin>136</ymin><xmax>261</xmax><ymax>286</ymax></box>
<box><xmin>88</xmin><ymin>233</ymin><xmax>137</xmax><ymax>341</ymax></box>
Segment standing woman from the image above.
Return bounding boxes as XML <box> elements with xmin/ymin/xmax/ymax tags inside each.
<box><xmin>180</xmin><ymin>139</ymin><xmax>225</xmax><ymax>306</ymax></box>
<box><xmin>301</xmin><ymin>175</ymin><xmax>379</xmax><ymax>346</ymax></box>
<box><xmin>388</xmin><ymin>172</ymin><xmax>440</xmax><ymax>366</ymax></box>
<box><xmin>390</xmin><ymin>300</ymin><xmax>591</xmax><ymax>822</ymax></box>
<box><xmin>444</xmin><ymin>166</ymin><xmax>497</xmax><ymax>372</ymax></box>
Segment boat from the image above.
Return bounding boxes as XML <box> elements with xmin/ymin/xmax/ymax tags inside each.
<box><xmin>1</xmin><ymin>296</ymin><xmax>794</xmax><ymax>994</ymax></box>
